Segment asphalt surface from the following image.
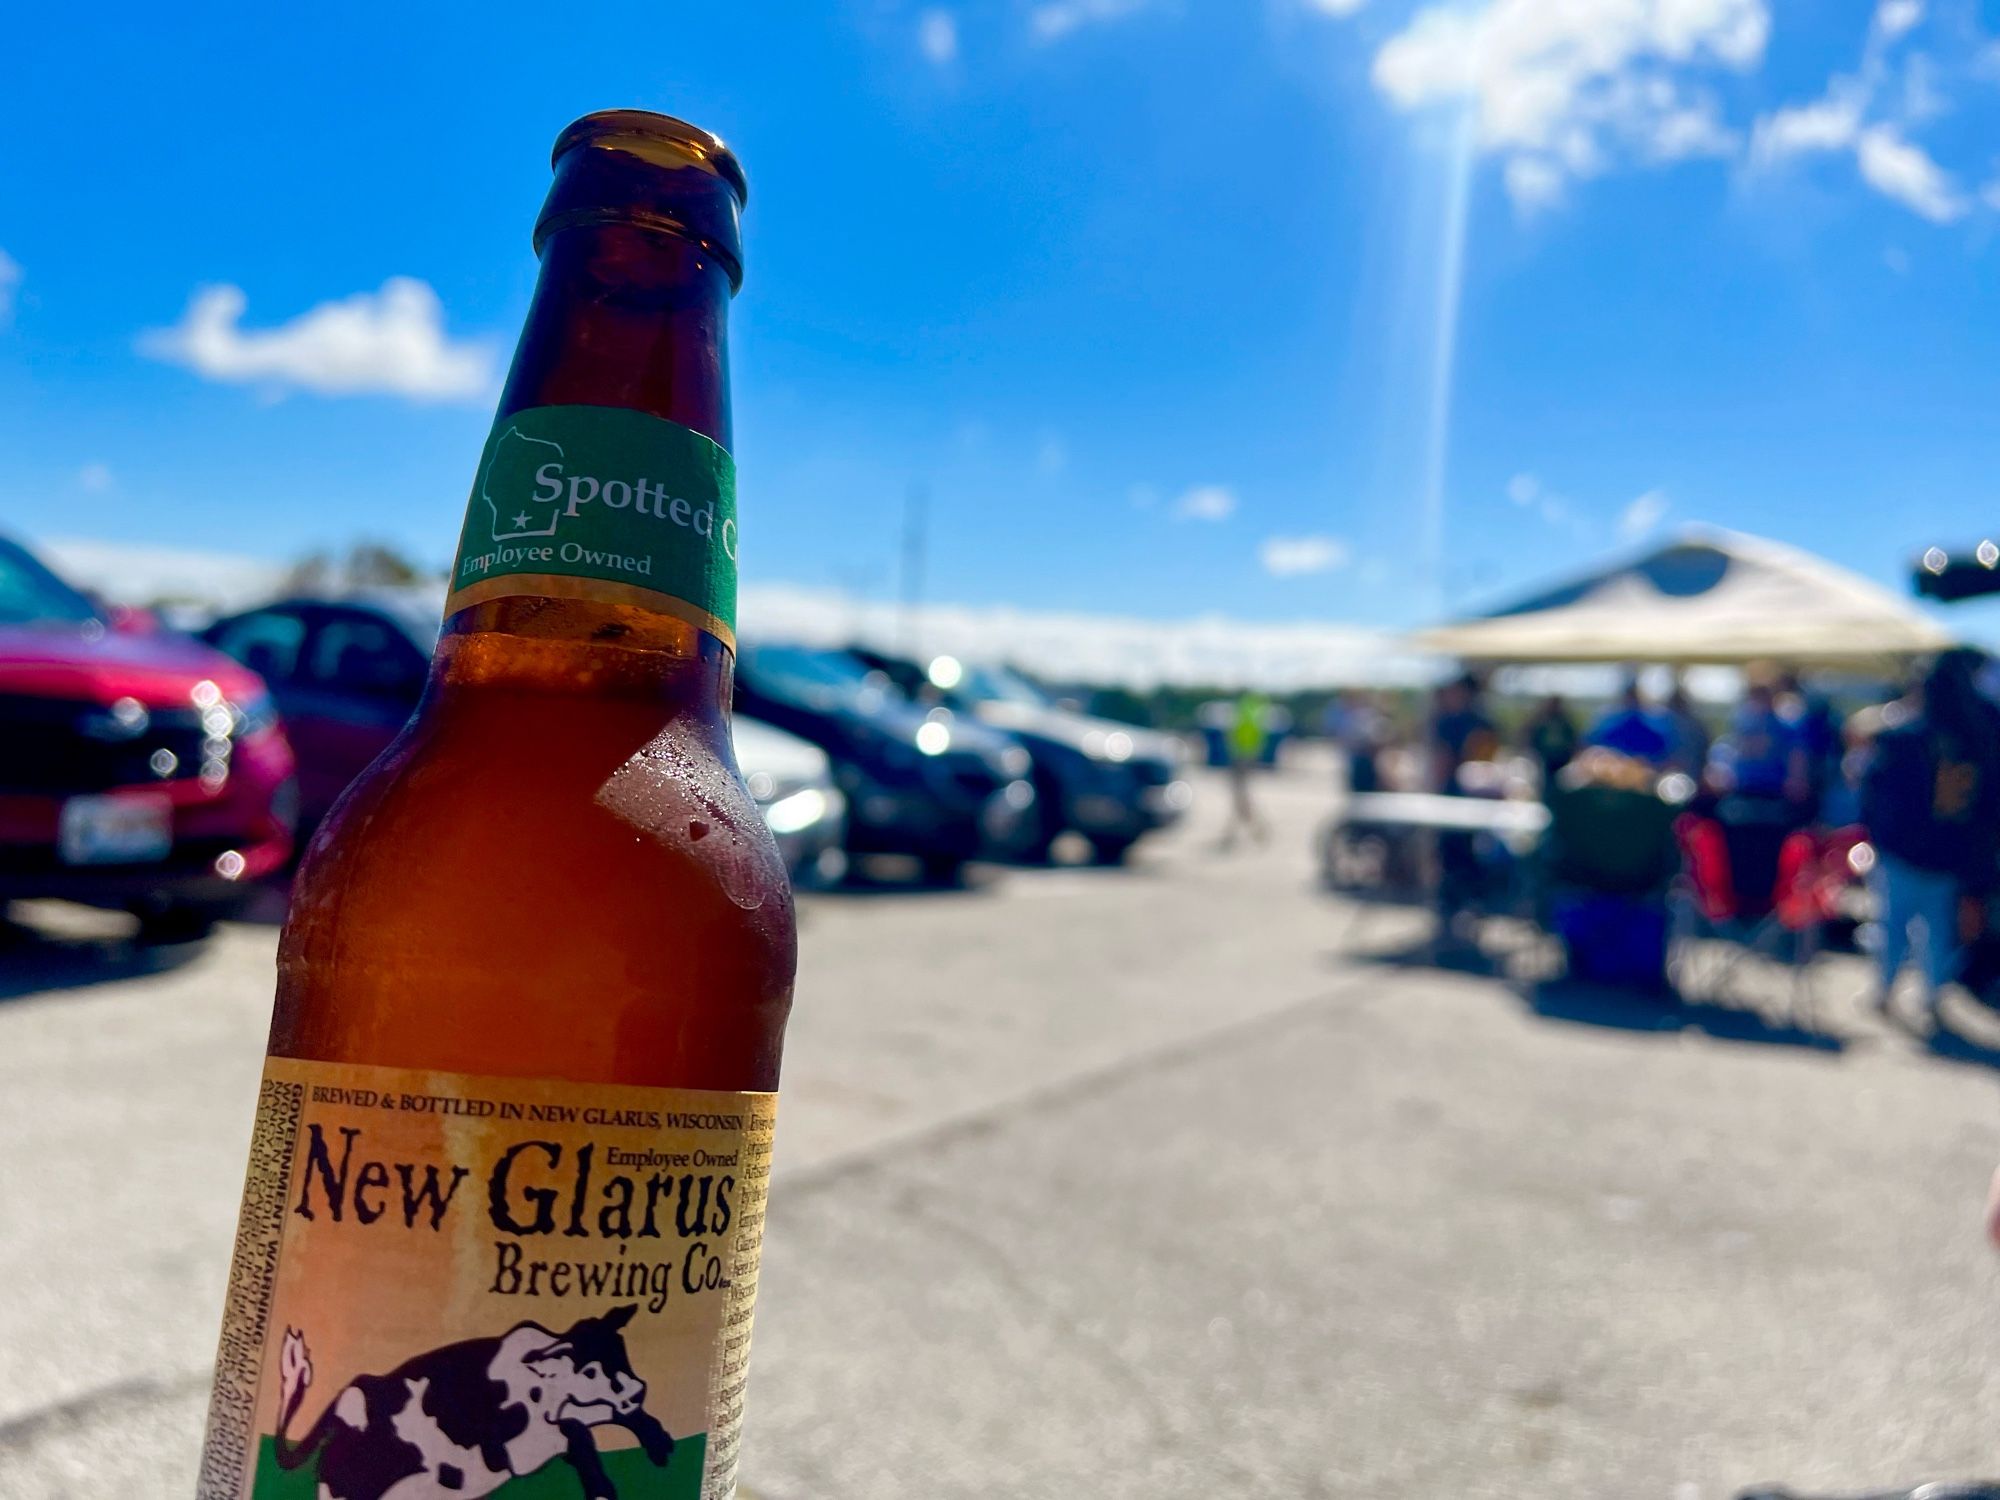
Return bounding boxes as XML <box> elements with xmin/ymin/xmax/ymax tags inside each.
<box><xmin>6</xmin><ymin>759</ymin><xmax>2000</xmax><ymax>1498</ymax></box>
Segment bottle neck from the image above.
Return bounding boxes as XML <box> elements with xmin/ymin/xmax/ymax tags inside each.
<box><xmin>438</xmin><ymin>221</ymin><xmax>738</xmax><ymax>704</ymax></box>
<box><xmin>498</xmin><ymin>220</ymin><xmax>732</xmax><ymax>449</ymax></box>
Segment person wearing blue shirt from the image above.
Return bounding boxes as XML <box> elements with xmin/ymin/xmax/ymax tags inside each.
<box><xmin>1709</xmin><ymin>681</ymin><xmax>1804</xmax><ymax>801</ymax></box>
<box><xmin>1587</xmin><ymin>678</ymin><xmax>1672</xmax><ymax>765</ymax></box>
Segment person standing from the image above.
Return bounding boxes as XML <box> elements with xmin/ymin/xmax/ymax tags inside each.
<box><xmin>1709</xmin><ymin>678</ymin><xmax>1807</xmax><ymax>805</ymax></box>
<box><xmin>1777</xmin><ymin>669</ymin><xmax>1839</xmax><ymax>818</ymax></box>
<box><xmin>1326</xmin><ymin>689</ymin><xmax>1387</xmax><ymax>795</ymax></box>
<box><xmin>1432</xmin><ymin>673</ymin><xmax>1499</xmax><ymax>795</ymax></box>
<box><xmin>1524</xmin><ymin>693</ymin><xmax>1580</xmax><ymax>790</ymax></box>
<box><xmin>1704</xmin><ymin>678</ymin><xmax>1815</xmax><ymax>918</ymax></box>
<box><xmin>1662</xmin><ymin>680</ymin><xmax>1712</xmax><ymax>778</ymax></box>
<box><xmin>1220</xmin><ymin>690</ymin><xmax>1271</xmax><ymax>848</ymax></box>
<box><xmin>1431</xmin><ymin>674</ymin><xmax>1498</xmax><ymax>948</ymax></box>
<box><xmin>1586</xmin><ymin>677</ymin><xmax>1672</xmax><ymax>766</ymax></box>
<box><xmin>1861</xmin><ymin>650</ymin><xmax>2000</xmax><ymax>1031</ymax></box>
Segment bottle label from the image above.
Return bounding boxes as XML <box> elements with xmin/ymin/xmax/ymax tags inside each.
<box><xmin>446</xmin><ymin>405</ymin><xmax>738</xmax><ymax>644</ymax></box>
<box><xmin>197</xmin><ymin>1059</ymin><xmax>774</xmax><ymax>1500</ymax></box>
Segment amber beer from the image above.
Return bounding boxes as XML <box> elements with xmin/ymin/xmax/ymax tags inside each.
<box><xmin>196</xmin><ymin>112</ymin><xmax>794</xmax><ymax>1500</ymax></box>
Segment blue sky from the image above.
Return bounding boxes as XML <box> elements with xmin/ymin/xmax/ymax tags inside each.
<box><xmin>5</xmin><ymin>0</ymin><xmax>2000</xmax><ymax>631</ymax></box>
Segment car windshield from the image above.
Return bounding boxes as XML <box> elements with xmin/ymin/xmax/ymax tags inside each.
<box><xmin>741</xmin><ymin>644</ymin><xmax>876</xmax><ymax>706</ymax></box>
<box><xmin>0</xmin><ymin>542</ymin><xmax>102</xmax><ymax>628</ymax></box>
<box><xmin>955</xmin><ymin>663</ymin><xmax>1050</xmax><ymax>707</ymax></box>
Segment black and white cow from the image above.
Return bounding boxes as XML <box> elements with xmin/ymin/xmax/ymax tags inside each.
<box><xmin>272</xmin><ymin>1305</ymin><xmax>675</xmax><ymax>1499</ymax></box>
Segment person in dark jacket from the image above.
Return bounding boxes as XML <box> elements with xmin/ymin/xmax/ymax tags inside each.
<box><xmin>1524</xmin><ymin>693</ymin><xmax>1579</xmax><ymax>790</ymax></box>
<box><xmin>1861</xmin><ymin>649</ymin><xmax>2000</xmax><ymax>1029</ymax></box>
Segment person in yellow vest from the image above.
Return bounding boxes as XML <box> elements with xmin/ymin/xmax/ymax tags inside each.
<box><xmin>1220</xmin><ymin>691</ymin><xmax>1270</xmax><ymax>849</ymax></box>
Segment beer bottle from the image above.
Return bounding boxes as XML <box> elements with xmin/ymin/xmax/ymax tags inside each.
<box><xmin>196</xmin><ymin>111</ymin><xmax>794</xmax><ymax>1500</ymax></box>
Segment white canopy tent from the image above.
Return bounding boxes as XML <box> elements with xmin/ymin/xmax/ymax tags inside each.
<box><xmin>1409</xmin><ymin>527</ymin><xmax>1955</xmax><ymax>668</ymax></box>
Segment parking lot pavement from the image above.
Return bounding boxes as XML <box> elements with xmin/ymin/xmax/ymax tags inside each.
<box><xmin>6</xmin><ymin>759</ymin><xmax>2000</xmax><ymax>1498</ymax></box>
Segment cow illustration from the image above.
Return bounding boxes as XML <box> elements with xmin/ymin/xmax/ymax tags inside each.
<box><xmin>271</xmin><ymin>1305</ymin><xmax>675</xmax><ymax>1499</ymax></box>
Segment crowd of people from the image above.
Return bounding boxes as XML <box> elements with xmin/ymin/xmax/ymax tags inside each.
<box><xmin>1324</xmin><ymin>651</ymin><xmax>2000</xmax><ymax>1027</ymax></box>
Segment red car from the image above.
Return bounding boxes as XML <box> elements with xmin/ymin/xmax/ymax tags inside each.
<box><xmin>0</xmin><ymin>538</ymin><xmax>296</xmax><ymax>940</ymax></box>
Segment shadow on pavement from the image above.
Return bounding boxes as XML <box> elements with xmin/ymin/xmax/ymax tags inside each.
<box><xmin>0</xmin><ymin>916</ymin><xmax>207</xmax><ymax>1002</ymax></box>
<box><xmin>805</xmin><ymin>857</ymin><xmax>1005</xmax><ymax>900</ymax></box>
<box><xmin>1344</xmin><ymin>935</ymin><xmax>1848</xmax><ymax>1054</ymax></box>
<box><xmin>1523</xmin><ymin>975</ymin><xmax>1845</xmax><ymax>1053</ymax></box>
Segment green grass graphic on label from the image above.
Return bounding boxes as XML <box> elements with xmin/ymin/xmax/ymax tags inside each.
<box><xmin>249</xmin><ymin>1431</ymin><xmax>707</xmax><ymax>1497</ymax></box>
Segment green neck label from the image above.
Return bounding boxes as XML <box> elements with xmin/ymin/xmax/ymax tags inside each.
<box><xmin>446</xmin><ymin>404</ymin><xmax>738</xmax><ymax>642</ymax></box>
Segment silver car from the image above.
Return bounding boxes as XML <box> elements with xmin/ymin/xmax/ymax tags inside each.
<box><xmin>732</xmin><ymin>713</ymin><xmax>846</xmax><ymax>887</ymax></box>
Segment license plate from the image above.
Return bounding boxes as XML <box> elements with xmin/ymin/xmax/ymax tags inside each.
<box><xmin>59</xmin><ymin>795</ymin><xmax>173</xmax><ymax>866</ymax></box>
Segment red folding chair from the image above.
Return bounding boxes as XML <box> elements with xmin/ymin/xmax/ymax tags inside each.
<box><xmin>1670</xmin><ymin>814</ymin><xmax>1843</xmax><ymax>1022</ymax></box>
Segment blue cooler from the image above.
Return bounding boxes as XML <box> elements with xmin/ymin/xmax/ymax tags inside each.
<box><xmin>1554</xmin><ymin>892</ymin><xmax>1669</xmax><ymax>990</ymax></box>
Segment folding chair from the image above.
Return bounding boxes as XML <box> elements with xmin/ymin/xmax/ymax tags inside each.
<box><xmin>1669</xmin><ymin>814</ymin><xmax>1848</xmax><ymax>1023</ymax></box>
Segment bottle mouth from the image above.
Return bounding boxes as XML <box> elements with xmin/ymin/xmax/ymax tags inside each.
<box><xmin>537</xmin><ymin>110</ymin><xmax>748</xmax><ymax>288</ymax></box>
<box><xmin>552</xmin><ymin>110</ymin><xmax>748</xmax><ymax>208</ymax></box>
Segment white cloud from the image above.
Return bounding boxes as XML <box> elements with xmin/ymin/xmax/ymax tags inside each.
<box><xmin>0</xmin><ymin>249</ymin><xmax>19</xmax><ymax>325</ymax></box>
<box><xmin>918</xmin><ymin>9</ymin><xmax>959</xmax><ymax>65</ymax></box>
<box><xmin>1856</xmin><ymin>125</ymin><xmax>1967</xmax><ymax>222</ymax></box>
<box><xmin>1619</xmin><ymin>488</ymin><xmax>1670</xmax><ymax>539</ymax></box>
<box><xmin>1504</xmin><ymin>157</ymin><xmax>1566</xmax><ymax>213</ymax></box>
<box><xmin>138</xmin><ymin>277</ymin><xmax>495</xmax><ymax>401</ymax></box>
<box><xmin>77</xmin><ymin>463</ymin><xmax>114</xmax><ymax>494</ymax></box>
<box><xmin>1748</xmin><ymin>7</ymin><xmax>1985</xmax><ymax>226</ymax></box>
<box><xmin>43</xmin><ymin>535</ymin><xmax>1433</xmax><ymax>691</ymax></box>
<box><xmin>1874</xmin><ymin>0</ymin><xmax>1923</xmax><ymax>41</ymax></box>
<box><xmin>1507</xmin><ymin>472</ymin><xmax>1598</xmax><ymax>535</ymax></box>
<box><xmin>1642</xmin><ymin>94</ymin><xmax>1738</xmax><ymax>160</ymax></box>
<box><xmin>1260</xmin><ymin>535</ymin><xmax>1351</xmax><ymax>577</ymax></box>
<box><xmin>1751</xmin><ymin>83</ymin><xmax>1865</xmax><ymax>161</ymax></box>
<box><xmin>1174</xmin><ymin>484</ymin><xmax>1238</xmax><ymax>522</ymax></box>
<box><xmin>739</xmin><ymin>582</ymin><xmax>1427</xmax><ymax>690</ymax></box>
<box><xmin>1306</xmin><ymin>0</ymin><xmax>1368</xmax><ymax>15</ymax></box>
<box><xmin>1028</xmin><ymin>0</ymin><xmax>1150</xmax><ymax>43</ymax></box>
<box><xmin>1900</xmin><ymin>51</ymin><xmax>1947</xmax><ymax>124</ymax></box>
<box><xmin>36</xmin><ymin>538</ymin><xmax>294</xmax><ymax>616</ymax></box>
<box><xmin>1372</xmin><ymin>0</ymin><xmax>1769</xmax><ymax>210</ymax></box>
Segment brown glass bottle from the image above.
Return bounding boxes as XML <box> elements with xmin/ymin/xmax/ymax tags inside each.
<box><xmin>198</xmin><ymin>112</ymin><xmax>793</xmax><ymax>1500</ymax></box>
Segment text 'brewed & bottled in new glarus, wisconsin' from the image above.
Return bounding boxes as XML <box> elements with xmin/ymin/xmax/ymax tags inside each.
<box><xmin>195</xmin><ymin>110</ymin><xmax>796</xmax><ymax>1500</ymax></box>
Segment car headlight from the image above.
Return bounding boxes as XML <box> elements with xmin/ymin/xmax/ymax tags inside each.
<box><xmin>1079</xmin><ymin>728</ymin><xmax>1139</xmax><ymax>765</ymax></box>
<box><xmin>764</xmin><ymin>787</ymin><xmax>831</xmax><ymax>835</ymax></box>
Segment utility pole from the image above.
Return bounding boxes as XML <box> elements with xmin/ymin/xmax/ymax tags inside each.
<box><xmin>899</xmin><ymin>481</ymin><xmax>928</xmax><ymax>657</ymax></box>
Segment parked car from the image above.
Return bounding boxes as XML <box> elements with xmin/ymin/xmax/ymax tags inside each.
<box><xmin>0</xmin><ymin>538</ymin><xmax>295</xmax><ymax>938</ymax></box>
<box><xmin>202</xmin><ymin>594</ymin><xmax>434</xmax><ymax>831</ymax></box>
<box><xmin>849</xmin><ymin>649</ymin><xmax>1192</xmax><ymax>864</ymax></box>
<box><xmin>731</xmin><ymin>714</ymin><xmax>847</xmax><ymax>887</ymax></box>
<box><xmin>733</xmin><ymin>642</ymin><xmax>1036</xmax><ymax>883</ymax></box>
<box><xmin>205</xmin><ymin>595</ymin><xmax>853</xmax><ymax>882</ymax></box>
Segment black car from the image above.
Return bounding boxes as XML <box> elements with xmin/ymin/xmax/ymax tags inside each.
<box><xmin>733</xmin><ymin>642</ymin><xmax>1036</xmax><ymax>883</ymax></box>
<box><xmin>849</xmin><ymin>649</ymin><xmax>1192</xmax><ymax>864</ymax></box>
